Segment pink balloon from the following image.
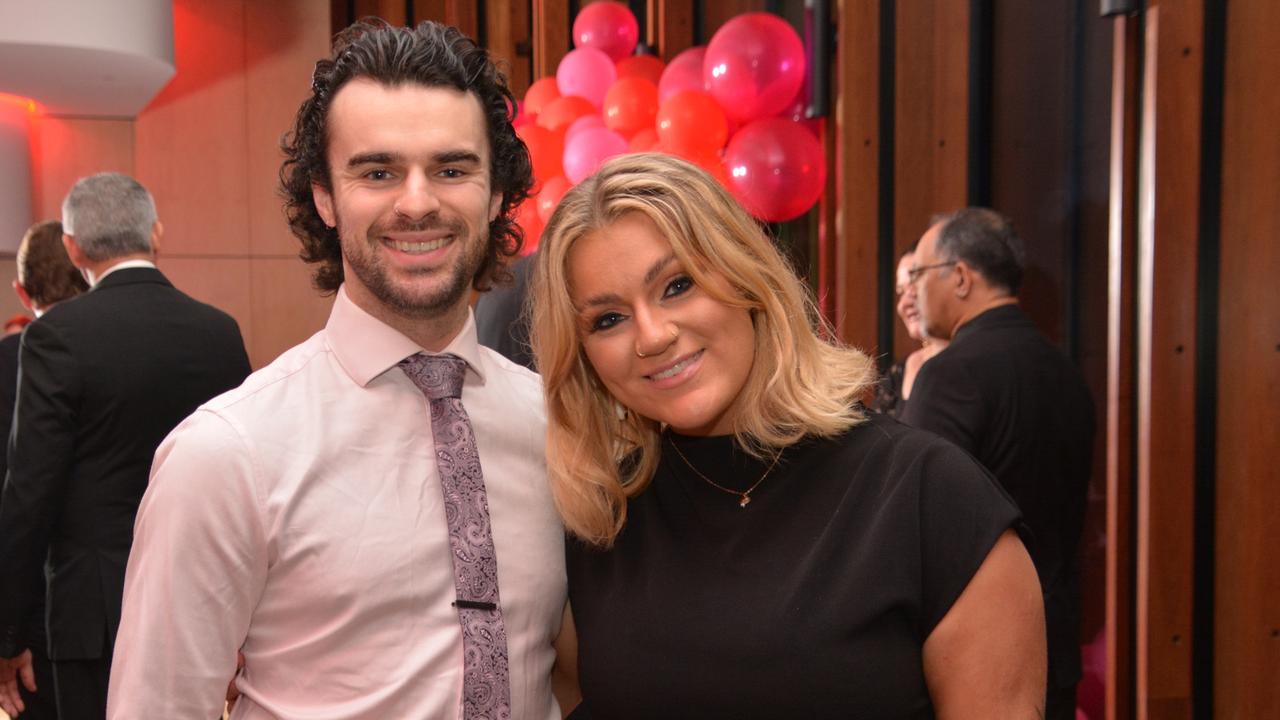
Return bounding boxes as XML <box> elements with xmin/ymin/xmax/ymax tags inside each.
<box><xmin>723</xmin><ymin>118</ymin><xmax>826</xmax><ymax>222</ymax></box>
<box><xmin>705</xmin><ymin>12</ymin><xmax>806</xmax><ymax>123</ymax></box>
<box><xmin>557</xmin><ymin>47</ymin><xmax>617</xmax><ymax>108</ymax></box>
<box><xmin>563</xmin><ymin>126</ymin><xmax>628</xmax><ymax>184</ymax></box>
<box><xmin>657</xmin><ymin>46</ymin><xmax>708</xmax><ymax>104</ymax></box>
<box><xmin>565</xmin><ymin>113</ymin><xmax>605</xmax><ymax>144</ymax></box>
<box><xmin>572</xmin><ymin>1</ymin><xmax>639</xmax><ymax>62</ymax></box>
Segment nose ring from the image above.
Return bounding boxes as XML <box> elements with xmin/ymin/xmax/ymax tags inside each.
<box><xmin>636</xmin><ymin>346</ymin><xmax>647</xmax><ymax>359</ymax></box>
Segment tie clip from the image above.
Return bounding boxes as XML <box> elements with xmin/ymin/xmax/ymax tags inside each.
<box><xmin>453</xmin><ymin>599</ymin><xmax>497</xmax><ymax>611</ymax></box>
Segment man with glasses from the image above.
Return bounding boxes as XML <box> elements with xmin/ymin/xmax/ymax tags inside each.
<box><xmin>901</xmin><ymin>207</ymin><xmax>1095</xmax><ymax>720</ymax></box>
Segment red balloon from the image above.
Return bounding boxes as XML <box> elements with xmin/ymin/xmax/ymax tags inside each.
<box><xmin>524</xmin><ymin>77</ymin><xmax>561</xmax><ymax>117</ymax></box>
<box><xmin>565</xmin><ymin>113</ymin><xmax>605</xmax><ymax>144</ymax></box>
<box><xmin>537</xmin><ymin>95</ymin><xmax>597</xmax><ymax>132</ymax></box>
<box><xmin>704</xmin><ymin>12</ymin><xmax>806</xmax><ymax>123</ymax></box>
<box><xmin>556</xmin><ymin>47</ymin><xmax>617</xmax><ymax>108</ymax></box>
<box><xmin>517</xmin><ymin>123</ymin><xmax>565</xmax><ymax>183</ymax></box>
<box><xmin>687</xmin><ymin>148</ymin><xmax>730</xmax><ymax>188</ymax></box>
<box><xmin>572</xmin><ymin>1</ymin><xmax>639</xmax><ymax>62</ymax></box>
<box><xmin>657</xmin><ymin>46</ymin><xmax>707</xmax><ymax>104</ymax></box>
<box><xmin>563</xmin><ymin>127</ymin><xmax>628</xmax><ymax>184</ymax></box>
<box><xmin>616</xmin><ymin>54</ymin><xmax>665</xmax><ymax>86</ymax></box>
<box><xmin>656</xmin><ymin>90</ymin><xmax>728</xmax><ymax>158</ymax></box>
<box><xmin>628</xmin><ymin>128</ymin><xmax>659</xmax><ymax>153</ymax></box>
<box><xmin>536</xmin><ymin>176</ymin><xmax>572</xmax><ymax>223</ymax></box>
<box><xmin>603</xmin><ymin>77</ymin><xmax>659</xmax><ymax>138</ymax></box>
<box><xmin>723</xmin><ymin>118</ymin><xmax>826</xmax><ymax>222</ymax></box>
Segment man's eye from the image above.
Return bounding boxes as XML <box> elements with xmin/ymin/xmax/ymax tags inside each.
<box><xmin>590</xmin><ymin>312</ymin><xmax>625</xmax><ymax>333</ymax></box>
<box><xmin>439</xmin><ymin>168</ymin><xmax>466</xmax><ymax>178</ymax></box>
<box><xmin>664</xmin><ymin>275</ymin><xmax>693</xmax><ymax>298</ymax></box>
<box><xmin>365</xmin><ymin>169</ymin><xmax>393</xmax><ymax>181</ymax></box>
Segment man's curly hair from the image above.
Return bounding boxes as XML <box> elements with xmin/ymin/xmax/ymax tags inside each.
<box><xmin>280</xmin><ymin>19</ymin><xmax>533</xmax><ymax>294</ymax></box>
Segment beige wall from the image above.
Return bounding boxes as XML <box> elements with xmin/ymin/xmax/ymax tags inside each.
<box><xmin>28</xmin><ymin>0</ymin><xmax>334</xmax><ymax>369</ymax></box>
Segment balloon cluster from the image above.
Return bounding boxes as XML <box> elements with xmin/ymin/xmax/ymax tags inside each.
<box><xmin>514</xmin><ymin>3</ymin><xmax>825</xmax><ymax>252</ymax></box>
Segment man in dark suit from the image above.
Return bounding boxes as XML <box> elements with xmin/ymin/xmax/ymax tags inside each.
<box><xmin>0</xmin><ymin>173</ymin><xmax>251</xmax><ymax>718</ymax></box>
<box><xmin>0</xmin><ymin>220</ymin><xmax>89</xmax><ymax>720</ymax></box>
<box><xmin>901</xmin><ymin>207</ymin><xmax>1095</xmax><ymax>720</ymax></box>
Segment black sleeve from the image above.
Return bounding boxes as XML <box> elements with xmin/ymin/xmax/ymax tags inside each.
<box><xmin>0</xmin><ymin>321</ymin><xmax>78</xmax><ymax>656</ymax></box>
<box><xmin>914</xmin><ymin>437</ymin><xmax>1022</xmax><ymax>636</ymax></box>
<box><xmin>901</xmin><ymin>357</ymin><xmax>985</xmax><ymax>455</ymax></box>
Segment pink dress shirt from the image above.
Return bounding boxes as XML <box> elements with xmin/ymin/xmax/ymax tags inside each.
<box><xmin>107</xmin><ymin>287</ymin><xmax>566</xmax><ymax>719</ymax></box>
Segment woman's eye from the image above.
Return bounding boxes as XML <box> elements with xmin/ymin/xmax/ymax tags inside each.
<box><xmin>664</xmin><ymin>275</ymin><xmax>693</xmax><ymax>298</ymax></box>
<box><xmin>590</xmin><ymin>312</ymin><xmax>625</xmax><ymax>332</ymax></box>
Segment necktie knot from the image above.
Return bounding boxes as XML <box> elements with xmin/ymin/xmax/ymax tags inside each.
<box><xmin>401</xmin><ymin>353</ymin><xmax>467</xmax><ymax>400</ymax></box>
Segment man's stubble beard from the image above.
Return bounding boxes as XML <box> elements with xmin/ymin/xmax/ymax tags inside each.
<box><xmin>338</xmin><ymin>212</ymin><xmax>489</xmax><ymax>319</ymax></box>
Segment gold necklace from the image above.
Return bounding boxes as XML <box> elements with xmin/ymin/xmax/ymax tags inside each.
<box><xmin>668</xmin><ymin>440</ymin><xmax>783</xmax><ymax>508</ymax></box>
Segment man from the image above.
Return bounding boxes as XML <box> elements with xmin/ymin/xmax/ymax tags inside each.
<box><xmin>108</xmin><ymin>20</ymin><xmax>566</xmax><ymax>719</ymax></box>
<box><xmin>0</xmin><ymin>220</ymin><xmax>89</xmax><ymax>720</ymax></box>
<box><xmin>0</xmin><ymin>175</ymin><xmax>252</xmax><ymax>718</ymax></box>
<box><xmin>901</xmin><ymin>207</ymin><xmax>1095</xmax><ymax>720</ymax></box>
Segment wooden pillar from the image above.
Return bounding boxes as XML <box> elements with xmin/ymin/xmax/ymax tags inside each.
<box><xmin>832</xmin><ymin>0</ymin><xmax>881</xmax><ymax>350</ymax></box>
<box><xmin>1133</xmin><ymin>2</ymin><xmax>1203</xmax><ymax>717</ymax></box>
<box><xmin>1105</xmin><ymin>13</ymin><xmax>1140</xmax><ymax>720</ymax></box>
<box><xmin>1214</xmin><ymin>0</ymin><xmax>1280</xmax><ymax>716</ymax></box>
<box><xmin>532</xmin><ymin>0</ymin><xmax>569</xmax><ymax>78</ymax></box>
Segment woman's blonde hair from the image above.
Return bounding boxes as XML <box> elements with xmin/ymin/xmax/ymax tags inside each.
<box><xmin>530</xmin><ymin>153</ymin><xmax>876</xmax><ymax>546</ymax></box>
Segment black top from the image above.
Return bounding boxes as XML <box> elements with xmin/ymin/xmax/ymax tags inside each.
<box><xmin>0</xmin><ymin>268</ymin><xmax>251</xmax><ymax>660</ymax></box>
<box><xmin>566</xmin><ymin>412</ymin><xmax>1020</xmax><ymax>719</ymax></box>
<box><xmin>902</xmin><ymin>304</ymin><xmax>1095</xmax><ymax>689</ymax></box>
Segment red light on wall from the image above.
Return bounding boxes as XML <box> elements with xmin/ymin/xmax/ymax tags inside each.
<box><xmin>0</xmin><ymin>93</ymin><xmax>40</xmax><ymax>114</ymax></box>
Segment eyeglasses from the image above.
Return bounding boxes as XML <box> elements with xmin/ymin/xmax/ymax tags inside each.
<box><xmin>907</xmin><ymin>261</ymin><xmax>957</xmax><ymax>284</ymax></box>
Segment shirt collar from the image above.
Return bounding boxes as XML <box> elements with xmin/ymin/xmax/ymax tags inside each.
<box><xmin>94</xmin><ymin>259</ymin><xmax>158</xmax><ymax>285</ymax></box>
<box><xmin>326</xmin><ymin>285</ymin><xmax>487</xmax><ymax>388</ymax></box>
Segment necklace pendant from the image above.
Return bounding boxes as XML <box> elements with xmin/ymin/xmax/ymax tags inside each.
<box><xmin>739</xmin><ymin>494</ymin><xmax>751</xmax><ymax>508</ymax></box>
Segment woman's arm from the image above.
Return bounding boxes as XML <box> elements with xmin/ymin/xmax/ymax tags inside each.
<box><xmin>552</xmin><ymin>602</ymin><xmax>583</xmax><ymax>719</ymax></box>
<box><xmin>922</xmin><ymin>529</ymin><xmax>1047</xmax><ymax>720</ymax></box>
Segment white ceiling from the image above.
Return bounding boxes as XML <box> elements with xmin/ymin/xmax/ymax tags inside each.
<box><xmin>0</xmin><ymin>0</ymin><xmax>175</xmax><ymax>117</ymax></box>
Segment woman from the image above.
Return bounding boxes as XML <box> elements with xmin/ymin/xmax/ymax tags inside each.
<box><xmin>874</xmin><ymin>251</ymin><xmax>950</xmax><ymax>418</ymax></box>
<box><xmin>531</xmin><ymin>154</ymin><xmax>1044</xmax><ymax>718</ymax></box>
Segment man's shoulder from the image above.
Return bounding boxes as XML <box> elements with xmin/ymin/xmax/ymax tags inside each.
<box><xmin>200</xmin><ymin>331</ymin><xmax>330</xmax><ymax>418</ymax></box>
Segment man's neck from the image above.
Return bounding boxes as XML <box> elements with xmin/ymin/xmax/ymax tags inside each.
<box><xmin>345</xmin><ymin>285</ymin><xmax>471</xmax><ymax>353</ymax></box>
<box><xmin>952</xmin><ymin>295</ymin><xmax>1018</xmax><ymax>335</ymax></box>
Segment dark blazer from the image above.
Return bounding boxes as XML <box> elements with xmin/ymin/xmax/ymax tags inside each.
<box><xmin>475</xmin><ymin>253</ymin><xmax>535</xmax><ymax>371</ymax></box>
<box><xmin>0</xmin><ymin>332</ymin><xmax>19</xmax><ymax>477</ymax></box>
<box><xmin>0</xmin><ymin>267</ymin><xmax>251</xmax><ymax>661</ymax></box>
<box><xmin>901</xmin><ymin>303</ymin><xmax>1095</xmax><ymax>690</ymax></box>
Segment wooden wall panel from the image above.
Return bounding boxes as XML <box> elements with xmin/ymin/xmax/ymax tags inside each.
<box><xmin>29</xmin><ymin>117</ymin><xmax>134</xmax><ymax>221</ymax></box>
<box><xmin>647</xmin><ymin>0</ymin><xmax>692</xmax><ymax>58</ymax></box>
<box><xmin>1215</xmin><ymin>0</ymin><xmax>1280</xmax><ymax>716</ymax></box>
<box><xmin>245</xmin><ymin>0</ymin><xmax>333</xmax><ymax>258</ymax></box>
<box><xmin>833</xmin><ymin>0</ymin><xmax>879</xmax><ymax>352</ymax></box>
<box><xmin>134</xmin><ymin>0</ymin><xmax>250</xmax><ymax>257</ymax></box>
<box><xmin>354</xmin><ymin>0</ymin><xmax>407</xmax><ymax>24</ymax></box>
<box><xmin>532</xmin><ymin>0</ymin><xmax>569</xmax><ymax>78</ymax></box>
<box><xmin>893</xmin><ymin>0</ymin><xmax>969</xmax><ymax>357</ymax></box>
<box><xmin>989</xmin><ymin>0</ymin><xmax>1072</xmax><ymax>345</ymax></box>
<box><xmin>703</xmin><ymin>0</ymin><xmax>766</xmax><ymax>39</ymax></box>
<box><xmin>486</xmin><ymin>0</ymin><xmax>532</xmax><ymax>97</ymax></box>
<box><xmin>250</xmin><ymin>258</ymin><xmax>335</xmax><ymax>369</ymax></box>
<box><xmin>1135</xmin><ymin>3</ymin><xmax>1202</xmax><ymax>716</ymax></box>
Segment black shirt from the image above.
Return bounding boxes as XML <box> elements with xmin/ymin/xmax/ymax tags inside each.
<box><xmin>567</xmin><ymin>413</ymin><xmax>1020</xmax><ymax>719</ymax></box>
<box><xmin>902</xmin><ymin>303</ymin><xmax>1095</xmax><ymax>689</ymax></box>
